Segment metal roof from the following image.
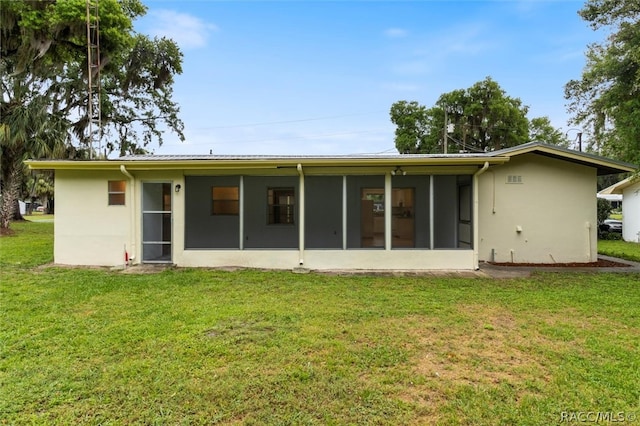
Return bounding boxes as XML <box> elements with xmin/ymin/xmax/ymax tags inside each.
<box><xmin>117</xmin><ymin>153</ymin><xmax>491</xmax><ymax>161</ymax></box>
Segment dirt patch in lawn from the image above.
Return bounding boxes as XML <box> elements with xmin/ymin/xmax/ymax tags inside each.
<box><xmin>412</xmin><ymin>305</ymin><xmax>550</xmax><ymax>385</ymax></box>
<box><xmin>396</xmin><ymin>306</ymin><xmax>552</xmax><ymax>421</ymax></box>
<box><xmin>0</xmin><ymin>227</ymin><xmax>16</xmax><ymax>237</ymax></box>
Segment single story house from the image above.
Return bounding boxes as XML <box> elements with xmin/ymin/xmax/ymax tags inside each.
<box><xmin>26</xmin><ymin>142</ymin><xmax>636</xmax><ymax>270</ymax></box>
<box><xmin>596</xmin><ymin>193</ymin><xmax>622</xmax><ymax>210</ymax></box>
<box><xmin>599</xmin><ymin>176</ymin><xmax>640</xmax><ymax>243</ymax></box>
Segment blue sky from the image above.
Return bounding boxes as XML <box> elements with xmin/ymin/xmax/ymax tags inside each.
<box><xmin>135</xmin><ymin>1</ymin><xmax>602</xmax><ymax>155</ymax></box>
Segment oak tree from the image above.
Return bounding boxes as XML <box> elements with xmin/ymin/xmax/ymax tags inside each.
<box><xmin>565</xmin><ymin>0</ymin><xmax>640</xmax><ymax>165</ymax></box>
<box><xmin>390</xmin><ymin>78</ymin><xmax>531</xmax><ymax>154</ymax></box>
<box><xmin>0</xmin><ymin>0</ymin><xmax>184</xmax><ymax>229</ymax></box>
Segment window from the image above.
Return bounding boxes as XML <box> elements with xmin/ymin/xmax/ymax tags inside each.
<box><xmin>108</xmin><ymin>180</ymin><xmax>126</xmax><ymax>205</ymax></box>
<box><xmin>212</xmin><ymin>186</ymin><xmax>239</xmax><ymax>215</ymax></box>
<box><xmin>268</xmin><ymin>188</ymin><xmax>295</xmax><ymax>224</ymax></box>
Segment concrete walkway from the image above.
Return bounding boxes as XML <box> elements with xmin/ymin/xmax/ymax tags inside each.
<box><xmin>117</xmin><ymin>256</ymin><xmax>640</xmax><ymax>278</ymax></box>
<box><xmin>479</xmin><ymin>255</ymin><xmax>640</xmax><ymax>279</ymax></box>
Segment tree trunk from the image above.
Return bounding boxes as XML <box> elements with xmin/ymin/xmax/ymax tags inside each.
<box><xmin>0</xmin><ymin>163</ymin><xmax>24</xmax><ymax>230</ymax></box>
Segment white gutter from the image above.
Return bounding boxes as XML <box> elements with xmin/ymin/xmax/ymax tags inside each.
<box><xmin>120</xmin><ymin>165</ymin><xmax>136</xmax><ymax>263</ymax></box>
<box><xmin>473</xmin><ymin>162</ymin><xmax>490</xmax><ymax>269</ymax></box>
<box><xmin>297</xmin><ymin>164</ymin><xmax>305</xmax><ymax>265</ymax></box>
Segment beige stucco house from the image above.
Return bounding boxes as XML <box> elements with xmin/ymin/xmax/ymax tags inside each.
<box><xmin>27</xmin><ymin>142</ymin><xmax>636</xmax><ymax>270</ymax></box>
<box><xmin>599</xmin><ymin>176</ymin><xmax>640</xmax><ymax>243</ymax></box>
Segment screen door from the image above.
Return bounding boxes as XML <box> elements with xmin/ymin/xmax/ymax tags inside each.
<box><xmin>142</xmin><ymin>182</ymin><xmax>172</xmax><ymax>263</ymax></box>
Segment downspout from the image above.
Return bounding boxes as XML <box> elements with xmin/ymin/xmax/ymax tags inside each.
<box><xmin>586</xmin><ymin>221</ymin><xmax>593</xmax><ymax>262</ymax></box>
<box><xmin>120</xmin><ymin>165</ymin><xmax>136</xmax><ymax>264</ymax></box>
<box><xmin>473</xmin><ymin>162</ymin><xmax>489</xmax><ymax>270</ymax></box>
<box><xmin>297</xmin><ymin>164</ymin><xmax>305</xmax><ymax>265</ymax></box>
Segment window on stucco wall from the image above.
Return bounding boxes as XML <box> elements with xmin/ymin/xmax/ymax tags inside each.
<box><xmin>108</xmin><ymin>180</ymin><xmax>126</xmax><ymax>205</ymax></box>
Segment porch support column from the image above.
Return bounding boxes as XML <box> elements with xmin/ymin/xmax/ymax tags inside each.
<box><xmin>473</xmin><ymin>162</ymin><xmax>489</xmax><ymax>269</ymax></box>
<box><xmin>342</xmin><ymin>175</ymin><xmax>347</xmax><ymax>250</ymax></box>
<box><xmin>429</xmin><ymin>175</ymin><xmax>434</xmax><ymax>250</ymax></box>
<box><xmin>239</xmin><ymin>175</ymin><xmax>244</xmax><ymax>250</ymax></box>
<box><xmin>385</xmin><ymin>171</ymin><xmax>392</xmax><ymax>251</ymax></box>
<box><xmin>297</xmin><ymin>164</ymin><xmax>305</xmax><ymax>265</ymax></box>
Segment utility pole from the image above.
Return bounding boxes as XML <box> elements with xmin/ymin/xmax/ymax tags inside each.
<box><xmin>577</xmin><ymin>132</ymin><xmax>582</xmax><ymax>152</ymax></box>
<box><xmin>566</xmin><ymin>128</ymin><xmax>583</xmax><ymax>152</ymax></box>
<box><xmin>443</xmin><ymin>108</ymin><xmax>448</xmax><ymax>154</ymax></box>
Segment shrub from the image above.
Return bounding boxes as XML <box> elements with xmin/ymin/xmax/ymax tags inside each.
<box><xmin>599</xmin><ymin>231</ymin><xmax>623</xmax><ymax>241</ymax></box>
<box><xmin>597</xmin><ymin>198</ymin><xmax>612</xmax><ymax>224</ymax></box>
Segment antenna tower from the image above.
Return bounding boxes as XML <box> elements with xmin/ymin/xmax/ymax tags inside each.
<box><xmin>86</xmin><ymin>0</ymin><xmax>102</xmax><ymax>159</ymax></box>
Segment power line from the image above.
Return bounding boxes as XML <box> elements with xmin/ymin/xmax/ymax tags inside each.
<box><xmin>196</xmin><ymin>111</ymin><xmax>387</xmax><ymax>130</ymax></box>
<box><xmin>162</xmin><ymin>129</ymin><xmax>389</xmax><ymax>147</ymax></box>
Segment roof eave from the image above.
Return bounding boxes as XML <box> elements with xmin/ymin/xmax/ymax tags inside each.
<box><xmin>599</xmin><ymin>175</ymin><xmax>640</xmax><ymax>195</ymax></box>
<box><xmin>25</xmin><ymin>156</ymin><xmax>509</xmax><ymax>171</ymax></box>
<box><xmin>491</xmin><ymin>142</ymin><xmax>637</xmax><ymax>175</ymax></box>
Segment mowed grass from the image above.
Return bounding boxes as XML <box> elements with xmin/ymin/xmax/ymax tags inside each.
<box><xmin>23</xmin><ymin>213</ymin><xmax>55</xmax><ymax>222</ymax></box>
<box><xmin>599</xmin><ymin>239</ymin><xmax>640</xmax><ymax>263</ymax></box>
<box><xmin>1</xmin><ymin>223</ymin><xmax>639</xmax><ymax>425</ymax></box>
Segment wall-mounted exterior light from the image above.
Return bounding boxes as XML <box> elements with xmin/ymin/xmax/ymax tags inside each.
<box><xmin>390</xmin><ymin>166</ymin><xmax>406</xmax><ymax>176</ymax></box>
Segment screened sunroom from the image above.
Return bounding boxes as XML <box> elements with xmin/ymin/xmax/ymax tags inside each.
<box><xmin>183</xmin><ymin>174</ymin><xmax>473</xmax><ymax>252</ymax></box>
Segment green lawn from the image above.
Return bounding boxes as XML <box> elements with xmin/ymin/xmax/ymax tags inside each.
<box><xmin>599</xmin><ymin>239</ymin><xmax>640</xmax><ymax>263</ymax></box>
<box><xmin>1</xmin><ymin>222</ymin><xmax>639</xmax><ymax>425</ymax></box>
<box><xmin>23</xmin><ymin>213</ymin><xmax>55</xmax><ymax>222</ymax></box>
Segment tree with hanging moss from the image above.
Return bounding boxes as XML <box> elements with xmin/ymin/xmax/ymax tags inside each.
<box><xmin>391</xmin><ymin>78</ymin><xmax>540</xmax><ymax>154</ymax></box>
<box><xmin>565</xmin><ymin>0</ymin><xmax>640</xmax><ymax>165</ymax></box>
<box><xmin>0</xmin><ymin>0</ymin><xmax>185</xmax><ymax>230</ymax></box>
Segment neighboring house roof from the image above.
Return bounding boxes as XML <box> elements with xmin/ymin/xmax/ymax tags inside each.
<box><xmin>599</xmin><ymin>175</ymin><xmax>640</xmax><ymax>195</ymax></box>
<box><xmin>597</xmin><ymin>193</ymin><xmax>623</xmax><ymax>202</ymax></box>
<box><xmin>26</xmin><ymin>142</ymin><xmax>637</xmax><ymax>175</ymax></box>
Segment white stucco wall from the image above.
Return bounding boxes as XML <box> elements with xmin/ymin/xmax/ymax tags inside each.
<box><xmin>54</xmin><ymin>170</ymin><xmax>132</xmax><ymax>266</ymax></box>
<box><xmin>622</xmin><ymin>180</ymin><xmax>640</xmax><ymax>243</ymax></box>
<box><xmin>478</xmin><ymin>154</ymin><xmax>598</xmax><ymax>264</ymax></box>
<box><xmin>54</xmin><ymin>169</ymin><xmax>185</xmax><ymax>267</ymax></box>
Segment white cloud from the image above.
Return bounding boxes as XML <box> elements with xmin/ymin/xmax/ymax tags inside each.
<box><xmin>147</xmin><ymin>10</ymin><xmax>218</xmax><ymax>49</ymax></box>
<box><xmin>384</xmin><ymin>28</ymin><xmax>408</xmax><ymax>39</ymax></box>
<box><xmin>387</xmin><ymin>22</ymin><xmax>498</xmax><ymax>78</ymax></box>
<box><xmin>422</xmin><ymin>23</ymin><xmax>496</xmax><ymax>57</ymax></box>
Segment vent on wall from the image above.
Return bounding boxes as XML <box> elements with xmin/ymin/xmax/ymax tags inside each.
<box><xmin>506</xmin><ymin>175</ymin><xmax>523</xmax><ymax>184</ymax></box>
